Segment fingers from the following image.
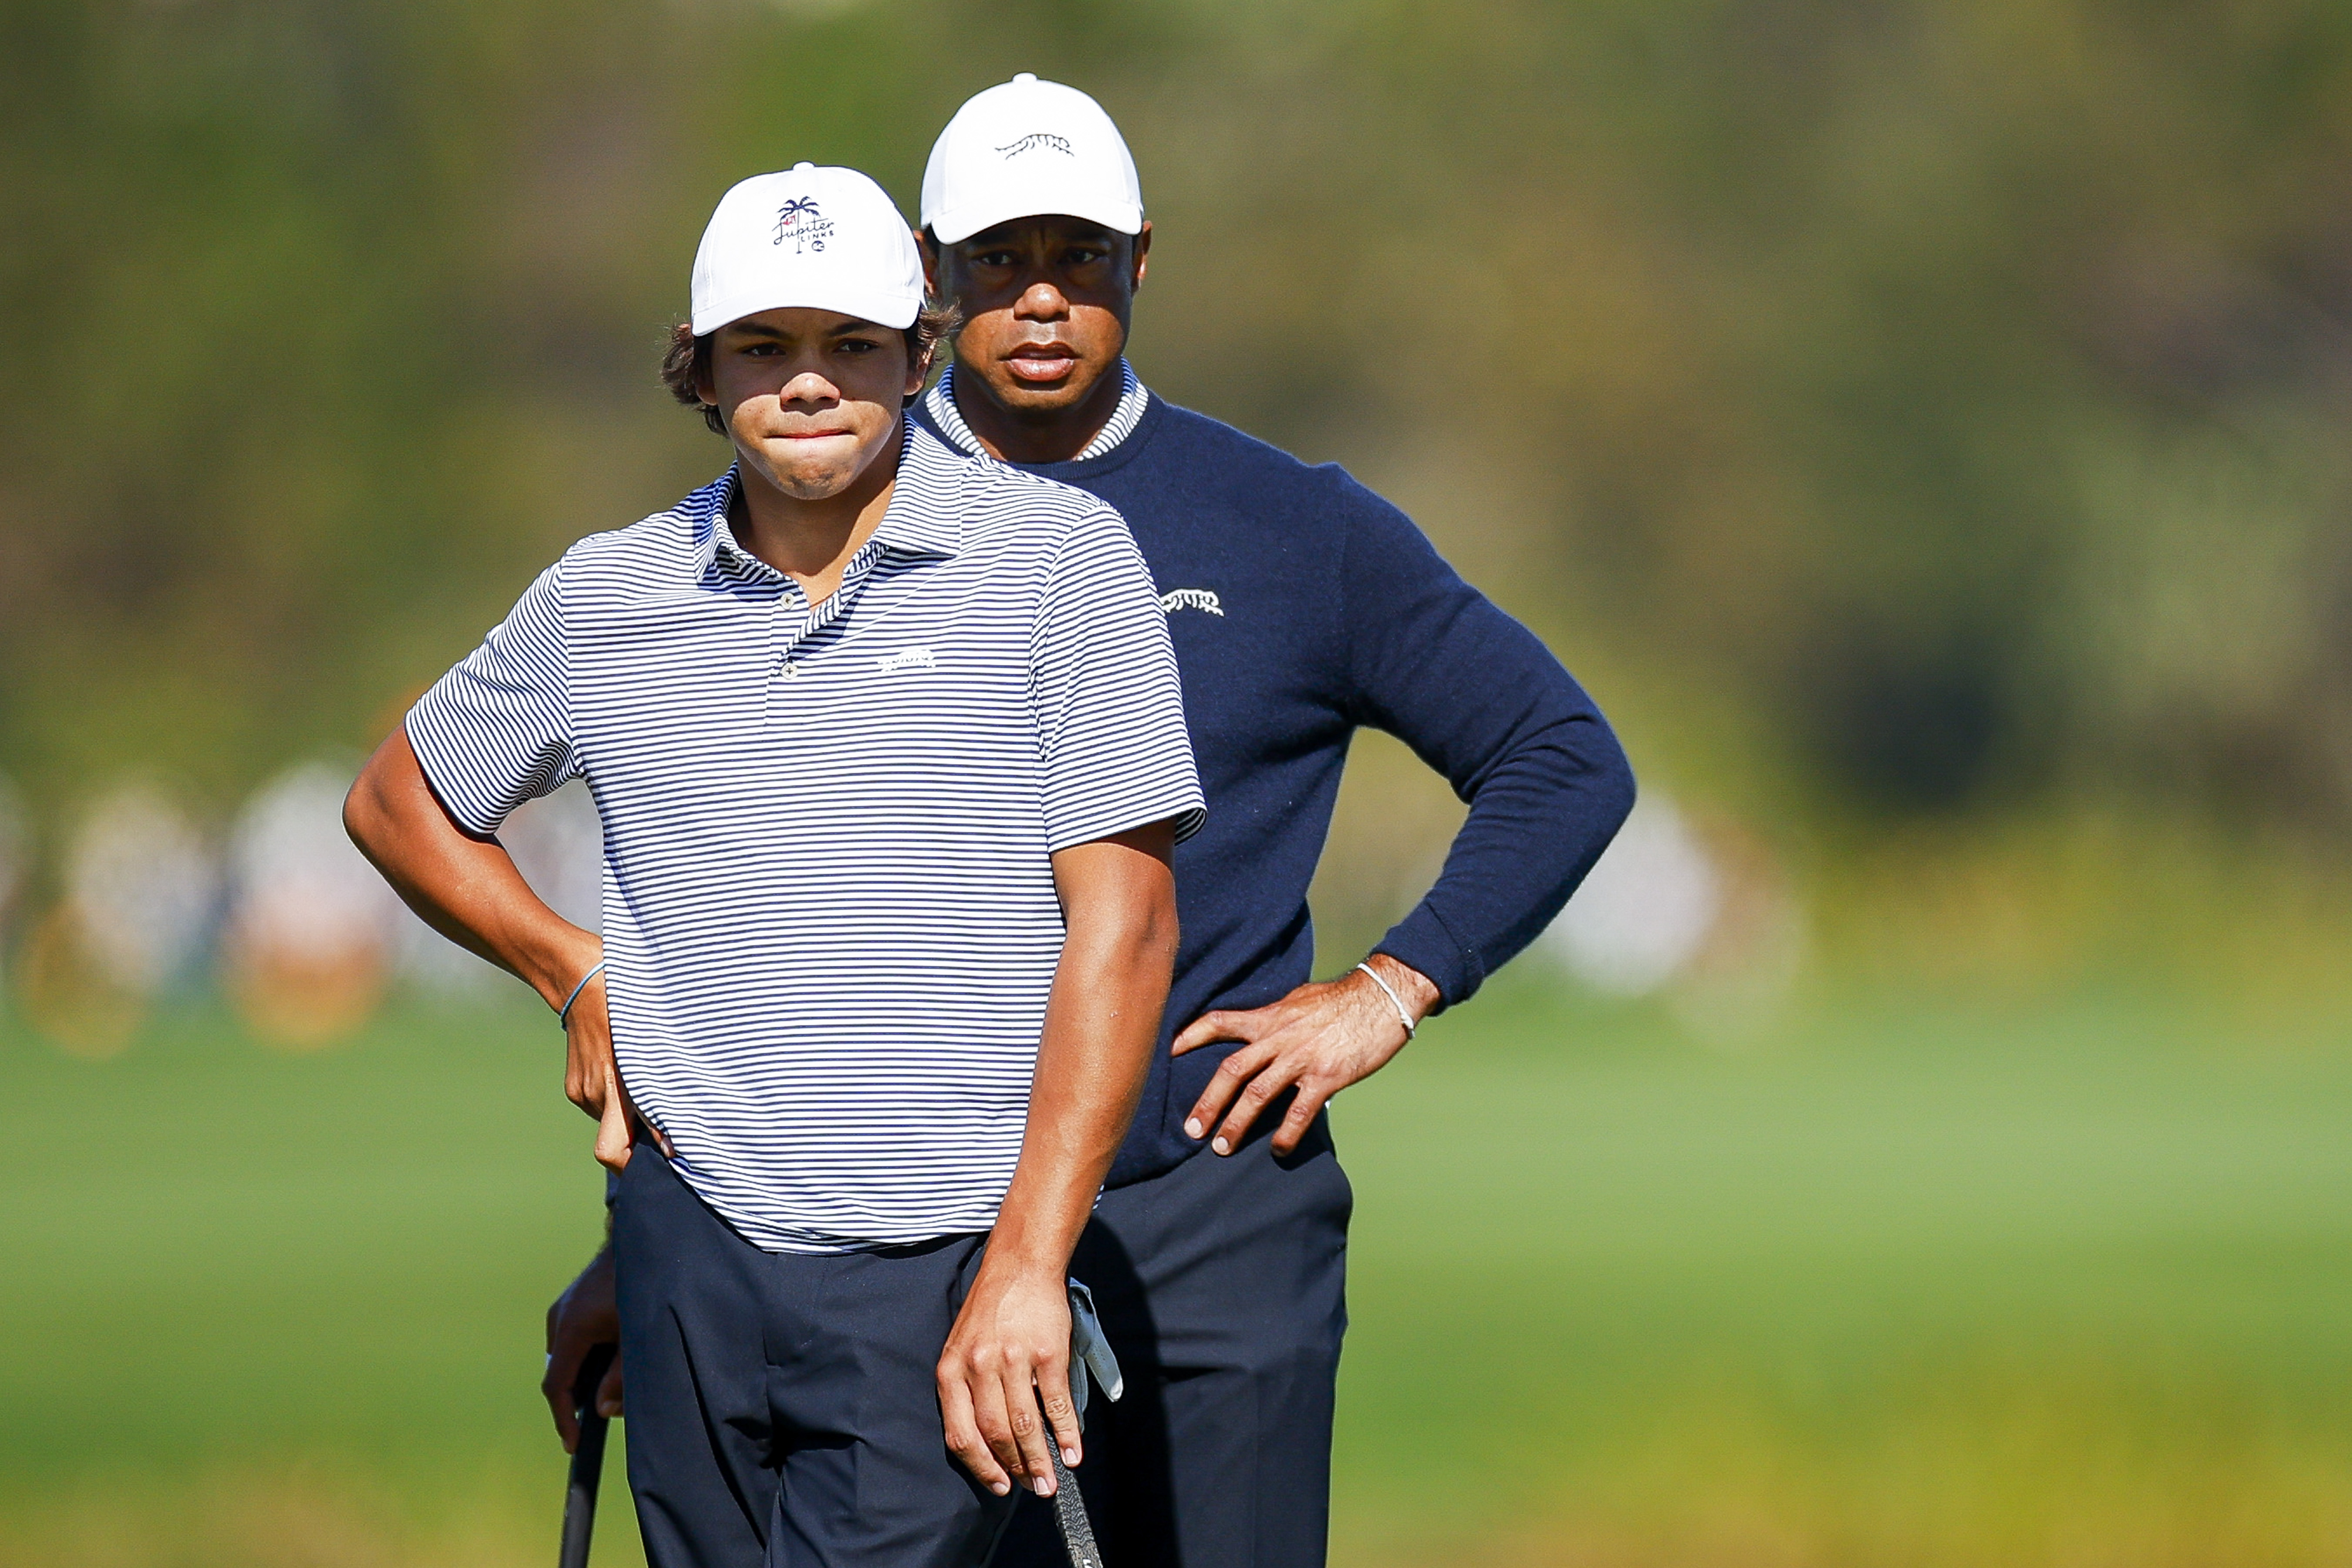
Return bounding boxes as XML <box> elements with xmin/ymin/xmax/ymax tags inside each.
<box><xmin>938</xmin><ymin>1369</ymin><xmax>1010</xmax><ymax>1497</ymax></box>
<box><xmin>941</xmin><ymin>1347</ymin><xmax>1063</xmax><ymax>1497</ymax></box>
<box><xmin>581</xmin><ymin>1026</ymin><xmax>638</xmax><ymax>1172</ymax></box>
<box><xmin>1183</xmin><ymin>1041</ymin><xmax>1275</xmax><ymax>1149</ymax></box>
<box><xmin>1000</xmin><ymin>1351</ymin><xmax>1065</xmax><ymax>1494</ymax></box>
<box><xmin>1270</xmin><ymin>1078</ymin><xmax>1334</xmax><ymax>1157</ymax></box>
<box><xmin>1172</xmin><ymin>1007</ymin><xmax>1256</xmax><ymax>1056</ymax></box>
<box><xmin>563</xmin><ymin>974</ymin><xmax>611</xmax><ymax>1117</ymax></box>
<box><xmin>1034</xmin><ymin>1355</ymin><xmax>1084</xmax><ymax>1469</ymax></box>
<box><xmin>968</xmin><ymin>1359</ymin><xmax>1028</xmax><ymax>1495</ymax></box>
<box><xmin>625</xmin><ymin>1076</ymin><xmax>676</xmax><ymax>1161</ymax></box>
<box><xmin>596</xmin><ymin>1352</ymin><xmax>625</xmax><ymax>1419</ymax></box>
<box><xmin>1213</xmin><ymin>1050</ymin><xmax>1304</xmax><ymax>1156</ymax></box>
<box><xmin>564</xmin><ymin>1041</ymin><xmax>597</xmax><ymax>1116</ymax></box>
<box><xmin>595</xmin><ymin>1062</ymin><xmax>633</xmax><ymax>1172</ymax></box>
<box><xmin>542</xmin><ymin>1345</ymin><xmax>584</xmax><ymax>1455</ymax></box>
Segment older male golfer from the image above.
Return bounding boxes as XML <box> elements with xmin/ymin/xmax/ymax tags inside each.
<box><xmin>350</xmin><ymin>161</ymin><xmax>1203</xmax><ymax>1567</ymax></box>
<box><xmin>547</xmin><ymin>81</ymin><xmax>1637</xmax><ymax>1568</ymax></box>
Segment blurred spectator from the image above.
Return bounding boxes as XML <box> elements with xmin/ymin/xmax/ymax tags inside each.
<box><xmin>20</xmin><ymin>784</ymin><xmax>218</xmax><ymax>1056</ymax></box>
<box><xmin>1545</xmin><ymin>795</ymin><xmax>1723</xmax><ymax>997</ymax></box>
<box><xmin>67</xmin><ymin>784</ymin><xmax>219</xmax><ymax>994</ymax></box>
<box><xmin>225</xmin><ymin>762</ymin><xmax>406</xmax><ymax>1048</ymax></box>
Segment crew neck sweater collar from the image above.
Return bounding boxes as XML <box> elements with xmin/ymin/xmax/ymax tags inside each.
<box><xmin>922</xmin><ymin>358</ymin><xmax>1150</xmax><ymax>465</ymax></box>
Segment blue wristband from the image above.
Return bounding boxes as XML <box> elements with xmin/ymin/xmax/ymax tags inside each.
<box><xmin>558</xmin><ymin>960</ymin><xmax>606</xmax><ymax>1027</ymax></box>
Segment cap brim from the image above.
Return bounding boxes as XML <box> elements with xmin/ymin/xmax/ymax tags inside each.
<box><xmin>927</xmin><ymin>196</ymin><xmax>1143</xmax><ymax>247</ymax></box>
<box><xmin>690</xmin><ymin>286</ymin><xmax>920</xmax><ymax>337</ymax></box>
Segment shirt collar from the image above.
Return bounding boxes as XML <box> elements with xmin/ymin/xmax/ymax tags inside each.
<box><xmin>922</xmin><ymin>359</ymin><xmax>1149</xmax><ymax>462</ymax></box>
<box><xmin>690</xmin><ymin>418</ymin><xmax>967</xmax><ymax>581</ymax></box>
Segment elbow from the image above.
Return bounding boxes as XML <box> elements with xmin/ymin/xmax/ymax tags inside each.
<box><xmin>343</xmin><ymin>739</ymin><xmax>409</xmax><ymax>871</ymax></box>
<box><xmin>1138</xmin><ymin>885</ymin><xmax>1181</xmax><ymax>974</ymax></box>
<box><xmin>343</xmin><ymin>772</ymin><xmax>385</xmax><ymax>864</ymax></box>
<box><xmin>1603</xmin><ymin>740</ymin><xmax>1638</xmax><ymax>835</ymax></box>
<box><xmin>1110</xmin><ymin>877</ymin><xmax>1180</xmax><ymax>979</ymax></box>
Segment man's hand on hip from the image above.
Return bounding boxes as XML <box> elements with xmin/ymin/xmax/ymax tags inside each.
<box><xmin>1173</xmin><ymin>954</ymin><xmax>1438</xmax><ymax>1157</ymax></box>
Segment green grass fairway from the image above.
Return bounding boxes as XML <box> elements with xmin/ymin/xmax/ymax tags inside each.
<box><xmin>5</xmin><ymin>978</ymin><xmax>2352</xmax><ymax>1565</ymax></box>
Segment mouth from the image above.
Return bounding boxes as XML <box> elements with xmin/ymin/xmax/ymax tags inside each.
<box><xmin>1004</xmin><ymin>345</ymin><xmax>1078</xmax><ymax>384</ymax></box>
<box><xmin>778</xmin><ymin>428</ymin><xmax>855</xmax><ymax>442</ymax></box>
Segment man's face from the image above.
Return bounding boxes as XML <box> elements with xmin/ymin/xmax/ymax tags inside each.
<box><xmin>927</xmin><ymin>216</ymin><xmax>1150</xmax><ymax>417</ymax></box>
<box><xmin>697</xmin><ymin>308</ymin><xmax>923</xmax><ymax>500</ymax></box>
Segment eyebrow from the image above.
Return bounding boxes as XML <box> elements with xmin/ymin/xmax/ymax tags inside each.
<box><xmin>728</xmin><ymin>316</ymin><xmax>887</xmax><ymax>343</ymax></box>
<box><xmin>963</xmin><ymin>227</ymin><xmax>1118</xmax><ymax>252</ymax></box>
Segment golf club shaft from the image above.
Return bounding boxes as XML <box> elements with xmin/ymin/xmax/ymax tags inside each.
<box><xmin>559</xmin><ymin>1344</ymin><xmax>617</xmax><ymax>1568</ymax></box>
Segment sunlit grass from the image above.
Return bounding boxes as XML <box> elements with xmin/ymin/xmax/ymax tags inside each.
<box><xmin>6</xmin><ymin>972</ymin><xmax>2352</xmax><ymax>1565</ymax></box>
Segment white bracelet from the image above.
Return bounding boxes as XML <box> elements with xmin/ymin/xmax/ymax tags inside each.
<box><xmin>1355</xmin><ymin>961</ymin><xmax>1417</xmax><ymax>1040</ymax></box>
<box><xmin>557</xmin><ymin>960</ymin><xmax>606</xmax><ymax>1027</ymax></box>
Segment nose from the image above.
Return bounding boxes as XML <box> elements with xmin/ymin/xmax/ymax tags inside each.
<box><xmin>778</xmin><ymin>370</ymin><xmax>839</xmax><ymax>406</ymax></box>
<box><xmin>1013</xmin><ymin>280</ymin><xmax>1071</xmax><ymax>322</ymax></box>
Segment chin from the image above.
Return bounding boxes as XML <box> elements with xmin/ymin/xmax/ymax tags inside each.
<box><xmin>770</xmin><ymin>464</ymin><xmax>862</xmax><ymax>500</ymax></box>
<box><xmin>996</xmin><ymin>375</ymin><xmax>1088</xmax><ymax>411</ymax></box>
<box><xmin>747</xmin><ymin>435</ymin><xmax>875</xmax><ymax>497</ymax></box>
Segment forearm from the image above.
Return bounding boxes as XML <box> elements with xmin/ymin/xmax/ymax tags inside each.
<box><xmin>1376</xmin><ymin>715</ymin><xmax>1635</xmax><ymax>1006</ymax></box>
<box><xmin>1342</xmin><ymin>488</ymin><xmax>1635</xmax><ymax>1007</ymax></box>
<box><xmin>344</xmin><ymin>725</ymin><xmax>598</xmax><ymax>1007</ymax></box>
<box><xmin>986</xmin><ymin>828</ymin><xmax>1177</xmax><ymax>1277</ymax></box>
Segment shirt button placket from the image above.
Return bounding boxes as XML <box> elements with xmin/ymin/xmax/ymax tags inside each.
<box><xmin>770</xmin><ymin>585</ymin><xmax>807</xmax><ymax>724</ymax></box>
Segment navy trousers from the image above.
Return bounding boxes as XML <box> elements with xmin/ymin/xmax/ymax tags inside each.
<box><xmin>612</xmin><ymin>1147</ymin><xmax>1016</xmax><ymax>1568</ymax></box>
<box><xmin>995</xmin><ymin>1112</ymin><xmax>1353</xmax><ymax>1568</ymax></box>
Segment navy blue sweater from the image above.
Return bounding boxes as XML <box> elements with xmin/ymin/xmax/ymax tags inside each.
<box><xmin>913</xmin><ymin>392</ymin><xmax>1636</xmax><ymax>1187</ymax></box>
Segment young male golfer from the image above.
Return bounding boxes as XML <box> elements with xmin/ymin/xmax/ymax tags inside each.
<box><xmin>348</xmin><ymin>161</ymin><xmax>1204</xmax><ymax>1567</ymax></box>
<box><xmin>548</xmin><ymin>81</ymin><xmax>1639</xmax><ymax>1567</ymax></box>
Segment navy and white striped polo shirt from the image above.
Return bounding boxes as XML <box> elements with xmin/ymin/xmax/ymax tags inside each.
<box><xmin>407</xmin><ymin>421</ymin><xmax>1203</xmax><ymax>1254</ymax></box>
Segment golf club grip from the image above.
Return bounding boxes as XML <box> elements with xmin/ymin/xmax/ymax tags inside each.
<box><xmin>559</xmin><ymin>1343</ymin><xmax>618</xmax><ymax>1568</ymax></box>
<box><xmin>1039</xmin><ymin>1391</ymin><xmax>1107</xmax><ymax>1568</ymax></box>
<box><xmin>1048</xmin><ymin>1441</ymin><xmax>1105</xmax><ymax>1568</ymax></box>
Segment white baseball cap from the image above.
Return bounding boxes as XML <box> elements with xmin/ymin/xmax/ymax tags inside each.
<box><xmin>920</xmin><ymin>74</ymin><xmax>1143</xmax><ymax>246</ymax></box>
<box><xmin>689</xmin><ymin>162</ymin><xmax>923</xmax><ymax>336</ymax></box>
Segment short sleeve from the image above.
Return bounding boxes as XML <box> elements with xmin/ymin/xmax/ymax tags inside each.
<box><xmin>404</xmin><ymin>558</ymin><xmax>579</xmax><ymax>836</ymax></box>
<box><xmin>1030</xmin><ymin>504</ymin><xmax>1205</xmax><ymax>852</ymax></box>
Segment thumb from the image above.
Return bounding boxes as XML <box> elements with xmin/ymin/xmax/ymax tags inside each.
<box><xmin>597</xmin><ymin>1353</ymin><xmax>626</xmax><ymax>1419</ymax></box>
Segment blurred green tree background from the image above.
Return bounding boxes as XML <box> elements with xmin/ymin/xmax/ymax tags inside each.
<box><xmin>14</xmin><ymin>5</ymin><xmax>2352</xmax><ymax>1566</ymax></box>
<box><xmin>14</xmin><ymin>0</ymin><xmax>2352</xmax><ymax>848</ymax></box>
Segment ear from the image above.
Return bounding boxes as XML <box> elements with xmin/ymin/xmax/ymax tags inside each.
<box><xmin>917</xmin><ymin>226</ymin><xmax>941</xmax><ymax>294</ymax></box>
<box><xmin>1131</xmin><ymin>221</ymin><xmax>1153</xmax><ymax>292</ymax></box>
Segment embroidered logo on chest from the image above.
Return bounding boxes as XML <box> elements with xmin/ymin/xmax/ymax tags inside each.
<box><xmin>1159</xmin><ymin>589</ymin><xmax>1224</xmax><ymax>617</ymax></box>
<box><xmin>875</xmin><ymin>646</ymin><xmax>938</xmax><ymax>675</ymax></box>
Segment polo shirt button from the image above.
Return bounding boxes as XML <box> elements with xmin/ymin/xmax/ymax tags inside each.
<box><xmin>783</xmin><ymin>661</ymin><xmax>800</xmax><ymax>680</ymax></box>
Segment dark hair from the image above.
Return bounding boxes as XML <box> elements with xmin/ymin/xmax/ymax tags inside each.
<box><xmin>660</xmin><ymin>304</ymin><xmax>962</xmax><ymax>434</ymax></box>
